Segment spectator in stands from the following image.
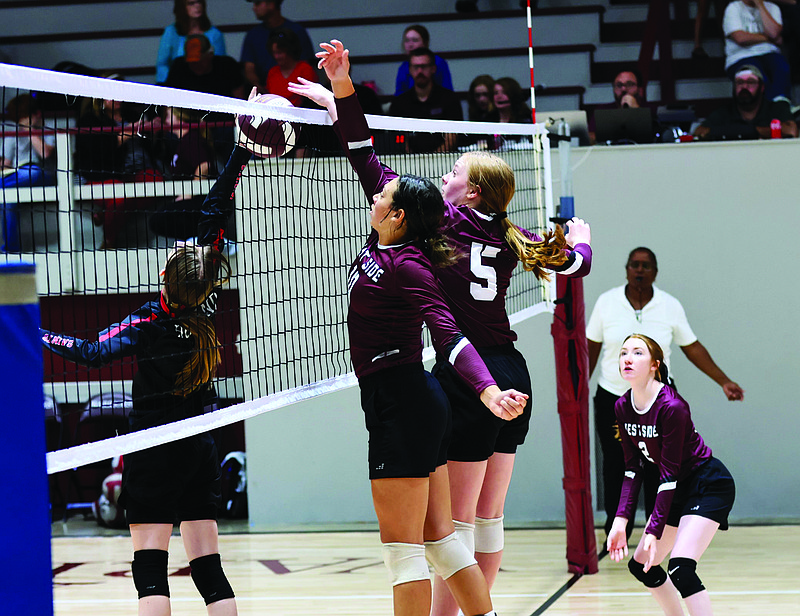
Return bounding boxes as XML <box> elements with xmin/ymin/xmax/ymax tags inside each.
<box><xmin>394</xmin><ymin>24</ymin><xmax>453</xmax><ymax>96</ymax></box>
<box><xmin>150</xmin><ymin>107</ymin><xmax>219</xmax><ymax>240</ymax></box>
<box><xmin>0</xmin><ymin>94</ymin><xmax>55</xmax><ymax>252</ymax></box>
<box><xmin>694</xmin><ymin>64</ymin><xmax>798</xmax><ymax>138</ymax></box>
<box><xmin>241</xmin><ymin>0</ymin><xmax>315</xmax><ymax>91</ymax></box>
<box><xmin>488</xmin><ymin>77</ymin><xmax>531</xmax><ymax>124</ymax></box>
<box><xmin>467</xmin><ymin>74</ymin><xmax>495</xmax><ymax>122</ymax></box>
<box><xmin>156</xmin><ymin>0</ymin><xmax>226</xmax><ymax>85</ymax></box>
<box><xmin>265</xmin><ymin>27</ymin><xmax>317</xmax><ymax>107</ymax></box>
<box><xmin>722</xmin><ymin>0</ymin><xmax>791</xmax><ymax>102</ymax></box>
<box><xmin>587</xmin><ymin>69</ymin><xmax>654</xmax><ymax>142</ymax></box>
<box><xmin>166</xmin><ymin>34</ymin><xmax>246</xmax><ymax>99</ymax></box>
<box><xmin>388</xmin><ymin>47</ymin><xmax>463</xmax><ymax>153</ymax></box>
<box><xmin>75</xmin><ymin>76</ymin><xmax>162</xmax><ymax>249</ymax></box>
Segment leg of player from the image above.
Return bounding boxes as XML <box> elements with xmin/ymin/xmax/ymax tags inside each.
<box><xmin>425</xmin><ymin>464</ymin><xmax>496</xmax><ymax>616</ymax></box>
<box><xmin>130</xmin><ymin>523</ymin><xmax>174</xmax><ymax>616</ymax></box>
<box><xmin>474</xmin><ymin>452</ymin><xmax>516</xmax><ymax>588</ymax></box>
<box><xmin>371</xmin><ymin>477</ymin><xmax>432</xmax><ymax>616</ymax></box>
<box><xmin>669</xmin><ymin>515</ymin><xmax>720</xmax><ymax>616</ymax></box>
<box><xmin>180</xmin><ymin>520</ymin><xmax>237</xmax><ymax>615</ymax></box>
<box><xmin>631</xmin><ymin>525</ymin><xmax>683</xmax><ymax>616</ymax></box>
<box><xmin>431</xmin><ymin>459</ymin><xmax>488</xmax><ymax>616</ymax></box>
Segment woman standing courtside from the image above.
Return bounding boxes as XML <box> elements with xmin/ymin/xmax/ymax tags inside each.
<box><xmin>608</xmin><ymin>334</ymin><xmax>735</xmax><ymax>616</ymax></box>
<box><xmin>290</xmin><ymin>40</ymin><xmax>527</xmax><ymax>616</ymax></box>
<box><xmin>39</xmin><ymin>96</ymin><xmax>258</xmax><ymax>614</ymax></box>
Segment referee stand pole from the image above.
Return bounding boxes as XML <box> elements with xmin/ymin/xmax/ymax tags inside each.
<box><xmin>0</xmin><ymin>262</ymin><xmax>54</xmax><ymax>615</ymax></box>
<box><xmin>550</xmin><ymin>132</ymin><xmax>599</xmax><ymax>575</ymax></box>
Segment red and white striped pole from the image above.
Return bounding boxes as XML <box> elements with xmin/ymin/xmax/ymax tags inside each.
<box><xmin>526</xmin><ymin>0</ymin><xmax>536</xmax><ymax>123</ymax></box>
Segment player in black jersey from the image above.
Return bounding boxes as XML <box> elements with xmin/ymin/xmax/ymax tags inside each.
<box><xmin>41</xmin><ymin>108</ymin><xmax>256</xmax><ymax>614</ymax></box>
<box><xmin>608</xmin><ymin>334</ymin><xmax>735</xmax><ymax>616</ymax></box>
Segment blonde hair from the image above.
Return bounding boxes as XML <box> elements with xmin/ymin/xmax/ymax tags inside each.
<box><xmin>462</xmin><ymin>152</ymin><xmax>568</xmax><ymax>279</ymax></box>
<box><xmin>162</xmin><ymin>244</ymin><xmax>231</xmax><ymax>396</ymax></box>
<box><xmin>622</xmin><ymin>334</ymin><xmax>668</xmax><ymax>383</ymax></box>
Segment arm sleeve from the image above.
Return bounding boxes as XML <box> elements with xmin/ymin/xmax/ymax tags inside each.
<box><xmin>766</xmin><ymin>2</ymin><xmax>783</xmax><ymax>24</ymax></box>
<box><xmin>196</xmin><ymin>145</ymin><xmax>252</xmax><ymax>248</ymax></box>
<box><xmin>207</xmin><ymin>28</ymin><xmax>226</xmax><ymax>57</ymax></box>
<box><xmin>41</xmin><ymin>306</ymin><xmax>155</xmax><ymax>368</ymax></box>
<box><xmin>156</xmin><ymin>26</ymin><xmax>177</xmax><ymax>84</ymax></box>
<box><xmin>394</xmin><ymin>62</ymin><xmax>411</xmax><ymax>96</ymax></box>
<box><xmin>333</xmin><ymin>93</ymin><xmax>399</xmax><ymax>200</ymax></box>
<box><xmin>645</xmin><ymin>400</ymin><xmax>690</xmax><ymax>539</ymax></box>
<box><xmin>435</xmin><ymin>56</ymin><xmax>454</xmax><ymax>91</ymax></box>
<box><xmin>615</xmin><ymin>398</ymin><xmax>646</xmax><ymax>521</ymax></box>
<box><xmin>723</xmin><ymin>3</ymin><xmax>743</xmax><ymax>36</ymax></box>
<box><xmin>552</xmin><ymin>243</ymin><xmax>592</xmax><ymax>278</ymax></box>
<box><xmin>396</xmin><ymin>256</ymin><xmax>496</xmax><ymax>396</ymax></box>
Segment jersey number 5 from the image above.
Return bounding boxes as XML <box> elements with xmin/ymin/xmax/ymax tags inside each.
<box><xmin>470</xmin><ymin>242</ymin><xmax>500</xmax><ymax>301</ymax></box>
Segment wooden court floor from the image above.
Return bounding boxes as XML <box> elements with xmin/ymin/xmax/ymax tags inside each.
<box><xmin>52</xmin><ymin>524</ymin><xmax>800</xmax><ymax>615</ymax></box>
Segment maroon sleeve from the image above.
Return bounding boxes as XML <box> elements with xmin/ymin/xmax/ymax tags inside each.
<box><xmin>615</xmin><ymin>395</ymin><xmax>645</xmax><ymax>523</ymax></box>
<box><xmin>333</xmin><ymin>93</ymin><xmax>398</xmax><ymax>201</ymax></box>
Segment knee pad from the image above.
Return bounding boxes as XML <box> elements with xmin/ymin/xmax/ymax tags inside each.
<box><xmin>382</xmin><ymin>542</ymin><xmax>429</xmax><ymax>586</ymax></box>
<box><xmin>627</xmin><ymin>558</ymin><xmax>667</xmax><ymax>588</ymax></box>
<box><xmin>668</xmin><ymin>557</ymin><xmax>705</xmax><ymax>598</ymax></box>
<box><xmin>474</xmin><ymin>515</ymin><xmax>504</xmax><ymax>554</ymax></box>
<box><xmin>453</xmin><ymin>519</ymin><xmax>475</xmax><ymax>555</ymax></box>
<box><xmin>425</xmin><ymin>532</ymin><xmax>477</xmax><ymax>580</ymax></box>
<box><xmin>189</xmin><ymin>553</ymin><xmax>235</xmax><ymax>605</ymax></box>
<box><xmin>132</xmin><ymin>549</ymin><xmax>170</xmax><ymax>599</ymax></box>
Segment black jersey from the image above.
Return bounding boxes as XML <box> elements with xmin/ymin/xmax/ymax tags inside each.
<box><xmin>41</xmin><ymin>146</ymin><xmax>251</xmax><ymax>430</ymax></box>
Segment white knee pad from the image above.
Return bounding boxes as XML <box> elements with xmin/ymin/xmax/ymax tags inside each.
<box><xmin>425</xmin><ymin>532</ymin><xmax>477</xmax><ymax>580</ymax></box>
<box><xmin>382</xmin><ymin>542</ymin><xmax>430</xmax><ymax>587</ymax></box>
<box><xmin>474</xmin><ymin>515</ymin><xmax>504</xmax><ymax>554</ymax></box>
<box><xmin>453</xmin><ymin>519</ymin><xmax>475</xmax><ymax>555</ymax></box>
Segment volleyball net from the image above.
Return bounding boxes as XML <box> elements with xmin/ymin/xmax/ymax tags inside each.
<box><xmin>0</xmin><ymin>64</ymin><xmax>555</xmax><ymax>479</ymax></box>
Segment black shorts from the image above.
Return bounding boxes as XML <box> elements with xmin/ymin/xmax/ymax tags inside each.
<box><xmin>666</xmin><ymin>457</ymin><xmax>735</xmax><ymax>530</ymax></box>
<box><xmin>433</xmin><ymin>344</ymin><xmax>533</xmax><ymax>462</ymax></box>
<box><xmin>120</xmin><ymin>432</ymin><xmax>222</xmax><ymax>525</ymax></box>
<box><xmin>360</xmin><ymin>363</ymin><xmax>451</xmax><ymax>480</ymax></box>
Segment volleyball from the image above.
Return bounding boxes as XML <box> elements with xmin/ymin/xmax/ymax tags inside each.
<box><xmin>93</xmin><ymin>493</ymin><xmax>124</xmax><ymax>527</ymax></box>
<box><xmin>235</xmin><ymin>94</ymin><xmax>299</xmax><ymax>158</ymax></box>
<box><xmin>102</xmin><ymin>472</ymin><xmax>123</xmax><ymax>505</ymax></box>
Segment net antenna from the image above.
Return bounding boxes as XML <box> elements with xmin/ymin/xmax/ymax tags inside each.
<box><xmin>0</xmin><ymin>64</ymin><xmax>555</xmax><ymax>476</ymax></box>
<box><xmin>525</xmin><ymin>0</ymin><xmax>537</xmax><ymax>123</ymax></box>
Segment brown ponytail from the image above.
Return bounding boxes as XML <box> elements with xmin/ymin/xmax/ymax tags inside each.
<box><xmin>162</xmin><ymin>244</ymin><xmax>231</xmax><ymax>396</ymax></box>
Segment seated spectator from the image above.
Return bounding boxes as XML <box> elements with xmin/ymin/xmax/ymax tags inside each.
<box><xmin>723</xmin><ymin>0</ymin><xmax>791</xmax><ymax>102</ymax></box>
<box><xmin>694</xmin><ymin>64</ymin><xmax>798</xmax><ymax>139</ymax></box>
<box><xmin>75</xmin><ymin>77</ymin><xmax>162</xmax><ymax>249</ymax></box>
<box><xmin>266</xmin><ymin>27</ymin><xmax>317</xmax><ymax>107</ymax></box>
<box><xmin>467</xmin><ymin>74</ymin><xmax>495</xmax><ymax>122</ymax></box>
<box><xmin>241</xmin><ymin>0</ymin><xmax>315</xmax><ymax>91</ymax></box>
<box><xmin>588</xmin><ymin>69</ymin><xmax>655</xmax><ymax>142</ymax></box>
<box><xmin>1</xmin><ymin>94</ymin><xmax>56</xmax><ymax>252</ymax></box>
<box><xmin>165</xmin><ymin>34</ymin><xmax>246</xmax><ymax>98</ymax></box>
<box><xmin>150</xmin><ymin>107</ymin><xmax>219</xmax><ymax>240</ymax></box>
<box><xmin>388</xmin><ymin>47</ymin><xmax>463</xmax><ymax>153</ymax></box>
<box><xmin>156</xmin><ymin>0</ymin><xmax>226</xmax><ymax>85</ymax></box>
<box><xmin>394</xmin><ymin>24</ymin><xmax>453</xmax><ymax>96</ymax></box>
<box><xmin>487</xmin><ymin>77</ymin><xmax>532</xmax><ymax>149</ymax></box>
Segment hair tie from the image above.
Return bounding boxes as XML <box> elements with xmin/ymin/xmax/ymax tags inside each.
<box><xmin>494</xmin><ymin>212</ymin><xmax>508</xmax><ymax>220</ymax></box>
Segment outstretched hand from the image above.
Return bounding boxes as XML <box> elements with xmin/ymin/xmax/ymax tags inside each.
<box><xmin>480</xmin><ymin>386</ymin><xmax>528</xmax><ymax>421</ymax></box>
<box><xmin>287</xmin><ymin>77</ymin><xmax>336</xmax><ymax>118</ymax></box>
<box><xmin>606</xmin><ymin>521</ymin><xmax>629</xmax><ymax>562</ymax></box>
<box><xmin>316</xmin><ymin>39</ymin><xmax>351</xmax><ymax>83</ymax></box>
<box><xmin>640</xmin><ymin>533</ymin><xmax>658</xmax><ymax>572</ymax></box>
<box><xmin>565</xmin><ymin>217</ymin><xmax>591</xmax><ymax>248</ymax></box>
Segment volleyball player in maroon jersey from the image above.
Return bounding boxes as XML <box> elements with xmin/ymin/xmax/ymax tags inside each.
<box><xmin>608</xmin><ymin>334</ymin><xmax>735</xmax><ymax>616</ymax></box>
<box><xmin>292</xmin><ymin>40</ymin><xmax>528</xmax><ymax>616</ymax></box>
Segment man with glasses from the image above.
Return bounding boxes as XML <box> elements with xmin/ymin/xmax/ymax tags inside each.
<box><xmin>694</xmin><ymin>65</ymin><xmax>797</xmax><ymax>139</ymax></box>
<box><xmin>388</xmin><ymin>47</ymin><xmax>463</xmax><ymax>153</ymax></box>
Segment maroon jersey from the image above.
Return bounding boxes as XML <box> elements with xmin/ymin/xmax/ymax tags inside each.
<box><xmin>335</xmin><ymin>93</ymin><xmax>495</xmax><ymax>396</ymax></box>
<box><xmin>614</xmin><ymin>385</ymin><xmax>712</xmax><ymax>538</ymax></box>
<box><xmin>436</xmin><ymin>206</ymin><xmax>591</xmax><ymax>347</ymax></box>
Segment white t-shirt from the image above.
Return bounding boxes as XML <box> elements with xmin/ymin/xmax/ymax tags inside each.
<box><xmin>723</xmin><ymin>0</ymin><xmax>783</xmax><ymax>69</ymax></box>
<box><xmin>586</xmin><ymin>285</ymin><xmax>698</xmax><ymax>396</ymax></box>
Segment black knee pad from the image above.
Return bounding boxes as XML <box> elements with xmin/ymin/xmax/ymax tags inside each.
<box><xmin>132</xmin><ymin>549</ymin><xmax>170</xmax><ymax>599</ymax></box>
<box><xmin>190</xmin><ymin>553</ymin><xmax>235</xmax><ymax>605</ymax></box>
<box><xmin>628</xmin><ymin>558</ymin><xmax>667</xmax><ymax>588</ymax></box>
<box><xmin>668</xmin><ymin>557</ymin><xmax>705</xmax><ymax>598</ymax></box>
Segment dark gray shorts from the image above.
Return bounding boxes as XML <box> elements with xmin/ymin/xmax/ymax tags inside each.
<box><xmin>666</xmin><ymin>457</ymin><xmax>735</xmax><ymax>530</ymax></box>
